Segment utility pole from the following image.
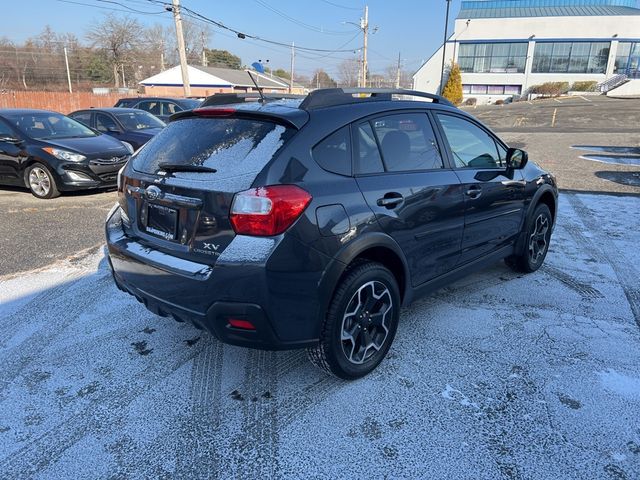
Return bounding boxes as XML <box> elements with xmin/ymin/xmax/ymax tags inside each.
<box><xmin>171</xmin><ymin>0</ymin><xmax>191</xmax><ymax>97</ymax></box>
<box><xmin>439</xmin><ymin>0</ymin><xmax>452</xmax><ymax>95</ymax></box>
<box><xmin>289</xmin><ymin>42</ymin><xmax>295</xmax><ymax>94</ymax></box>
<box><xmin>201</xmin><ymin>30</ymin><xmax>207</xmax><ymax>67</ymax></box>
<box><xmin>63</xmin><ymin>46</ymin><xmax>72</xmax><ymax>93</ymax></box>
<box><xmin>395</xmin><ymin>52</ymin><xmax>401</xmax><ymax>89</ymax></box>
<box><xmin>361</xmin><ymin>5</ymin><xmax>369</xmax><ymax>88</ymax></box>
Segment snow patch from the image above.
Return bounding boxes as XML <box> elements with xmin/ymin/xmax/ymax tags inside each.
<box><xmin>441</xmin><ymin>384</ymin><xmax>480</xmax><ymax>409</ymax></box>
<box><xmin>218</xmin><ymin>235</ymin><xmax>276</xmax><ymax>263</ymax></box>
<box><xmin>598</xmin><ymin>369</ymin><xmax>640</xmax><ymax>399</ymax></box>
<box><xmin>165</xmin><ymin>126</ymin><xmax>286</xmax><ymax>192</ymax></box>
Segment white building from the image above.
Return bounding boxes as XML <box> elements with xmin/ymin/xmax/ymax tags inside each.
<box><xmin>413</xmin><ymin>0</ymin><xmax>640</xmax><ymax>103</ymax></box>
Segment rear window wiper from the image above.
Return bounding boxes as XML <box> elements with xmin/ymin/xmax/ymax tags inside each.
<box><xmin>158</xmin><ymin>163</ymin><xmax>217</xmax><ymax>173</ymax></box>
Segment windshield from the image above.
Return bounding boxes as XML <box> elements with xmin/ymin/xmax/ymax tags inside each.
<box><xmin>115</xmin><ymin>111</ymin><xmax>165</xmax><ymax>131</ymax></box>
<box><xmin>5</xmin><ymin>112</ymin><xmax>97</xmax><ymax>140</ymax></box>
<box><xmin>132</xmin><ymin>117</ymin><xmax>294</xmax><ymax>191</ymax></box>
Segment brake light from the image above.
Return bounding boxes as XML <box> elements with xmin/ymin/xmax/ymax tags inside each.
<box><xmin>193</xmin><ymin>107</ymin><xmax>236</xmax><ymax>117</ymax></box>
<box><xmin>230</xmin><ymin>185</ymin><xmax>312</xmax><ymax>236</ymax></box>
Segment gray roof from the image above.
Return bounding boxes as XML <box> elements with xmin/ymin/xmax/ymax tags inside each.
<box><xmin>457</xmin><ymin>5</ymin><xmax>640</xmax><ymax>18</ymax></box>
<box><xmin>191</xmin><ymin>65</ymin><xmax>297</xmax><ymax>89</ymax></box>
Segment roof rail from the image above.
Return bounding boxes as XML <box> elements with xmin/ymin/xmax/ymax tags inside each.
<box><xmin>299</xmin><ymin>88</ymin><xmax>455</xmax><ymax>110</ymax></box>
<box><xmin>200</xmin><ymin>92</ymin><xmax>305</xmax><ymax>107</ymax></box>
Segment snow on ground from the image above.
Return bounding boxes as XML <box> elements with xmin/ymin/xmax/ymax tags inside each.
<box><xmin>0</xmin><ymin>192</ymin><xmax>639</xmax><ymax>479</ymax></box>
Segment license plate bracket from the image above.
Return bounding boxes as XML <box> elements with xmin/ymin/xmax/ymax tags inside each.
<box><xmin>146</xmin><ymin>204</ymin><xmax>178</xmax><ymax>240</ymax></box>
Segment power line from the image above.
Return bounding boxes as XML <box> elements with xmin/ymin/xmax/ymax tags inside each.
<box><xmin>145</xmin><ymin>1</ymin><xmax>362</xmax><ymax>54</ymax></box>
<box><xmin>317</xmin><ymin>0</ymin><xmax>362</xmax><ymax>11</ymax></box>
<box><xmin>252</xmin><ymin>0</ymin><xmax>358</xmax><ymax>36</ymax></box>
<box><xmin>54</xmin><ymin>0</ymin><xmax>166</xmax><ymax>15</ymax></box>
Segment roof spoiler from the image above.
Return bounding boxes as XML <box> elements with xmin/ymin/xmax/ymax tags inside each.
<box><xmin>200</xmin><ymin>92</ymin><xmax>305</xmax><ymax>107</ymax></box>
<box><xmin>299</xmin><ymin>88</ymin><xmax>455</xmax><ymax>110</ymax></box>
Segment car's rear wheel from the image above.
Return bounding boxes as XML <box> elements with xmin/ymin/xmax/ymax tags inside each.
<box><xmin>25</xmin><ymin>163</ymin><xmax>60</xmax><ymax>199</ymax></box>
<box><xmin>506</xmin><ymin>203</ymin><xmax>552</xmax><ymax>273</ymax></box>
<box><xmin>307</xmin><ymin>262</ymin><xmax>400</xmax><ymax>379</ymax></box>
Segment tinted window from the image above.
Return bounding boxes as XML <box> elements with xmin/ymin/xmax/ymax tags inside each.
<box><xmin>0</xmin><ymin>120</ymin><xmax>16</xmax><ymax>137</ymax></box>
<box><xmin>436</xmin><ymin>114</ymin><xmax>502</xmax><ymax>169</ymax></box>
<box><xmin>312</xmin><ymin>126</ymin><xmax>351</xmax><ymax>176</ymax></box>
<box><xmin>70</xmin><ymin>111</ymin><xmax>92</xmax><ymax>127</ymax></box>
<box><xmin>131</xmin><ymin>117</ymin><xmax>294</xmax><ymax>188</ymax></box>
<box><xmin>115</xmin><ymin>111</ymin><xmax>165</xmax><ymax>130</ymax></box>
<box><xmin>163</xmin><ymin>102</ymin><xmax>182</xmax><ymax>116</ymax></box>
<box><xmin>138</xmin><ymin>101</ymin><xmax>162</xmax><ymax>116</ymax></box>
<box><xmin>4</xmin><ymin>112</ymin><xmax>97</xmax><ymax>140</ymax></box>
<box><xmin>371</xmin><ymin>113</ymin><xmax>443</xmax><ymax>171</ymax></box>
<box><xmin>96</xmin><ymin>113</ymin><xmax>118</xmax><ymax>132</ymax></box>
<box><xmin>355</xmin><ymin>122</ymin><xmax>384</xmax><ymax>174</ymax></box>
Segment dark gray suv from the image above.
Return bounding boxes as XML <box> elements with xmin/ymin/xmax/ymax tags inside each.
<box><xmin>106</xmin><ymin>89</ymin><xmax>558</xmax><ymax>379</ymax></box>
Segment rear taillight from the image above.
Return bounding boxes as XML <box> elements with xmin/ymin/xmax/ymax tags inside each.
<box><xmin>230</xmin><ymin>185</ymin><xmax>312</xmax><ymax>236</ymax></box>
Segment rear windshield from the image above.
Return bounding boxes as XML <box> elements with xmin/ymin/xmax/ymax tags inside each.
<box><xmin>131</xmin><ymin>117</ymin><xmax>293</xmax><ymax>191</ymax></box>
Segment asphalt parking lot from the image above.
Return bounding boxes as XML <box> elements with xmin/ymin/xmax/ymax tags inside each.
<box><xmin>1</xmin><ymin>192</ymin><xmax>639</xmax><ymax>478</ymax></box>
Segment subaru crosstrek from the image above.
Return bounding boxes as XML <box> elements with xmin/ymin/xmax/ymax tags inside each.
<box><xmin>106</xmin><ymin>89</ymin><xmax>558</xmax><ymax>379</ymax></box>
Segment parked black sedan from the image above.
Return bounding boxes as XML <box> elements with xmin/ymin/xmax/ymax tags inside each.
<box><xmin>69</xmin><ymin>107</ymin><xmax>165</xmax><ymax>151</ymax></box>
<box><xmin>0</xmin><ymin>109</ymin><xmax>131</xmax><ymax>199</ymax></box>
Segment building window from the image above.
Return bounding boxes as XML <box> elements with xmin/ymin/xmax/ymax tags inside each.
<box><xmin>458</xmin><ymin>42</ymin><xmax>527</xmax><ymax>73</ymax></box>
<box><xmin>532</xmin><ymin>42</ymin><xmax>610</xmax><ymax>74</ymax></box>
<box><xmin>463</xmin><ymin>85</ymin><xmax>522</xmax><ymax>95</ymax></box>
<box><xmin>615</xmin><ymin>42</ymin><xmax>640</xmax><ymax>73</ymax></box>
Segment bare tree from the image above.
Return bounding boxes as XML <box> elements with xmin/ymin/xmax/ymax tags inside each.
<box><xmin>338</xmin><ymin>58</ymin><xmax>360</xmax><ymax>87</ymax></box>
<box><xmin>86</xmin><ymin>14</ymin><xmax>142</xmax><ymax>87</ymax></box>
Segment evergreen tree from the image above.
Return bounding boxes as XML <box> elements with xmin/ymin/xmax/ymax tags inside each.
<box><xmin>442</xmin><ymin>63</ymin><xmax>463</xmax><ymax>105</ymax></box>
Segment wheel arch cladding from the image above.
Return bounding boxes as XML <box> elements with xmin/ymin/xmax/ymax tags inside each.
<box><xmin>538</xmin><ymin>189</ymin><xmax>557</xmax><ymax>222</ymax></box>
<box><xmin>351</xmin><ymin>246</ymin><xmax>407</xmax><ymax>305</ymax></box>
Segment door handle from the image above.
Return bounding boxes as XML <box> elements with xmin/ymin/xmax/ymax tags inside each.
<box><xmin>377</xmin><ymin>193</ymin><xmax>404</xmax><ymax>209</ymax></box>
<box><xmin>465</xmin><ymin>185</ymin><xmax>482</xmax><ymax>199</ymax></box>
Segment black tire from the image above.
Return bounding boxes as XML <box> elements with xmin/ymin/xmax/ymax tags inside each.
<box><xmin>307</xmin><ymin>261</ymin><xmax>401</xmax><ymax>380</ymax></box>
<box><xmin>25</xmin><ymin>163</ymin><xmax>60</xmax><ymax>199</ymax></box>
<box><xmin>505</xmin><ymin>203</ymin><xmax>552</xmax><ymax>273</ymax></box>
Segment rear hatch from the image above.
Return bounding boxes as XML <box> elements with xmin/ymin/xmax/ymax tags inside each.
<box><xmin>119</xmin><ymin>112</ymin><xmax>296</xmax><ymax>265</ymax></box>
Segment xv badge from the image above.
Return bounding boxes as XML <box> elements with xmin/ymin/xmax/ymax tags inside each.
<box><xmin>203</xmin><ymin>243</ymin><xmax>220</xmax><ymax>251</ymax></box>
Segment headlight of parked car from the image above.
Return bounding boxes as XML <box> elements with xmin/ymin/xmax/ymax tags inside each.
<box><xmin>42</xmin><ymin>147</ymin><xmax>86</xmax><ymax>162</ymax></box>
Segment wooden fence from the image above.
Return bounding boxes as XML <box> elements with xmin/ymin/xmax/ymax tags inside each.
<box><xmin>0</xmin><ymin>91</ymin><xmax>143</xmax><ymax>114</ymax></box>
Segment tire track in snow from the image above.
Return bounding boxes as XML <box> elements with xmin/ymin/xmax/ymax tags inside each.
<box><xmin>565</xmin><ymin>194</ymin><xmax>640</xmax><ymax>329</ymax></box>
<box><xmin>0</xmin><ymin>344</ymin><xmax>199</xmax><ymax>478</ymax></box>
<box><xmin>174</xmin><ymin>337</ymin><xmax>225</xmax><ymax>479</ymax></box>
<box><xmin>541</xmin><ymin>265</ymin><xmax>604</xmax><ymax>299</ymax></box>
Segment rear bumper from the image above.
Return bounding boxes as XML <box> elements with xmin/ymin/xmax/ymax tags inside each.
<box><xmin>105</xmin><ymin>205</ymin><xmax>325</xmax><ymax>350</ymax></box>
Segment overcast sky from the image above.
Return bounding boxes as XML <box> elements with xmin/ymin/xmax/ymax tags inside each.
<box><xmin>7</xmin><ymin>0</ymin><xmax>464</xmax><ymax>77</ymax></box>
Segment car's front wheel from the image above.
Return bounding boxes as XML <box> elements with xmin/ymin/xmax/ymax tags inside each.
<box><xmin>307</xmin><ymin>261</ymin><xmax>401</xmax><ymax>379</ymax></box>
<box><xmin>506</xmin><ymin>203</ymin><xmax>552</xmax><ymax>273</ymax></box>
<box><xmin>25</xmin><ymin>163</ymin><xmax>60</xmax><ymax>199</ymax></box>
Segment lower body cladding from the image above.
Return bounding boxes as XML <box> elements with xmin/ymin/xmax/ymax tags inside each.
<box><xmin>106</xmin><ymin>206</ymin><xmax>331</xmax><ymax>350</ymax></box>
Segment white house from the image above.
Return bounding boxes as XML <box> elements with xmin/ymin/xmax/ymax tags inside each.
<box><xmin>139</xmin><ymin>65</ymin><xmax>305</xmax><ymax>96</ymax></box>
<box><xmin>413</xmin><ymin>0</ymin><xmax>640</xmax><ymax>103</ymax></box>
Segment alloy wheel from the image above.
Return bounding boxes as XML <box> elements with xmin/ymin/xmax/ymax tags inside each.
<box><xmin>340</xmin><ymin>280</ymin><xmax>393</xmax><ymax>365</ymax></box>
<box><xmin>529</xmin><ymin>214</ymin><xmax>549</xmax><ymax>264</ymax></box>
<box><xmin>29</xmin><ymin>167</ymin><xmax>51</xmax><ymax>197</ymax></box>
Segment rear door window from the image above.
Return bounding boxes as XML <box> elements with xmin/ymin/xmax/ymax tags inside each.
<box><xmin>70</xmin><ymin>111</ymin><xmax>92</xmax><ymax>128</ymax></box>
<box><xmin>138</xmin><ymin>101</ymin><xmax>162</xmax><ymax>117</ymax></box>
<box><xmin>312</xmin><ymin>126</ymin><xmax>351</xmax><ymax>176</ymax></box>
<box><xmin>355</xmin><ymin>122</ymin><xmax>384</xmax><ymax>175</ymax></box>
<box><xmin>96</xmin><ymin>113</ymin><xmax>119</xmax><ymax>132</ymax></box>
<box><xmin>370</xmin><ymin>113</ymin><xmax>443</xmax><ymax>172</ymax></box>
<box><xmin>162</xmin><ymin>102</ymin><xmax>182</xmax><ymax>116</ymax></box>
<box><xmin>131</xmin><ymin>117</ymin><xmax>294</xmax><ymax>191</ymax></box>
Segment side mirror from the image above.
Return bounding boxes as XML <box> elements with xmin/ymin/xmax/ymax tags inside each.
<box><xmin>506</xmin><ymin>148</ymin><xmax>528</xmax><ymax>169</ymax></box>
<box><xmin>0</xmin><ymin>135</ymin><xmax>22</xmax><ymax>144</ymax></box>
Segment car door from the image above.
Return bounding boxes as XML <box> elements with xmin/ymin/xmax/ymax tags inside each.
<box><xmin>354</xmin><ymin>111</ymin><xmax>465</xmax><ymax>286</ymax></box>
<box><xmin>434</xmin><ymin>112</ymin><xmax>526</xmax><ymax>264</ymax></box>
<box><xmin>0</xmin><ymin>119</ymin><xmax>25</xmax><ymax>185</ymax></box>
<box><xmin>161</xmin><ymin>101</ymin><xmax>182</xmax><ymax>120</ymax></box>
